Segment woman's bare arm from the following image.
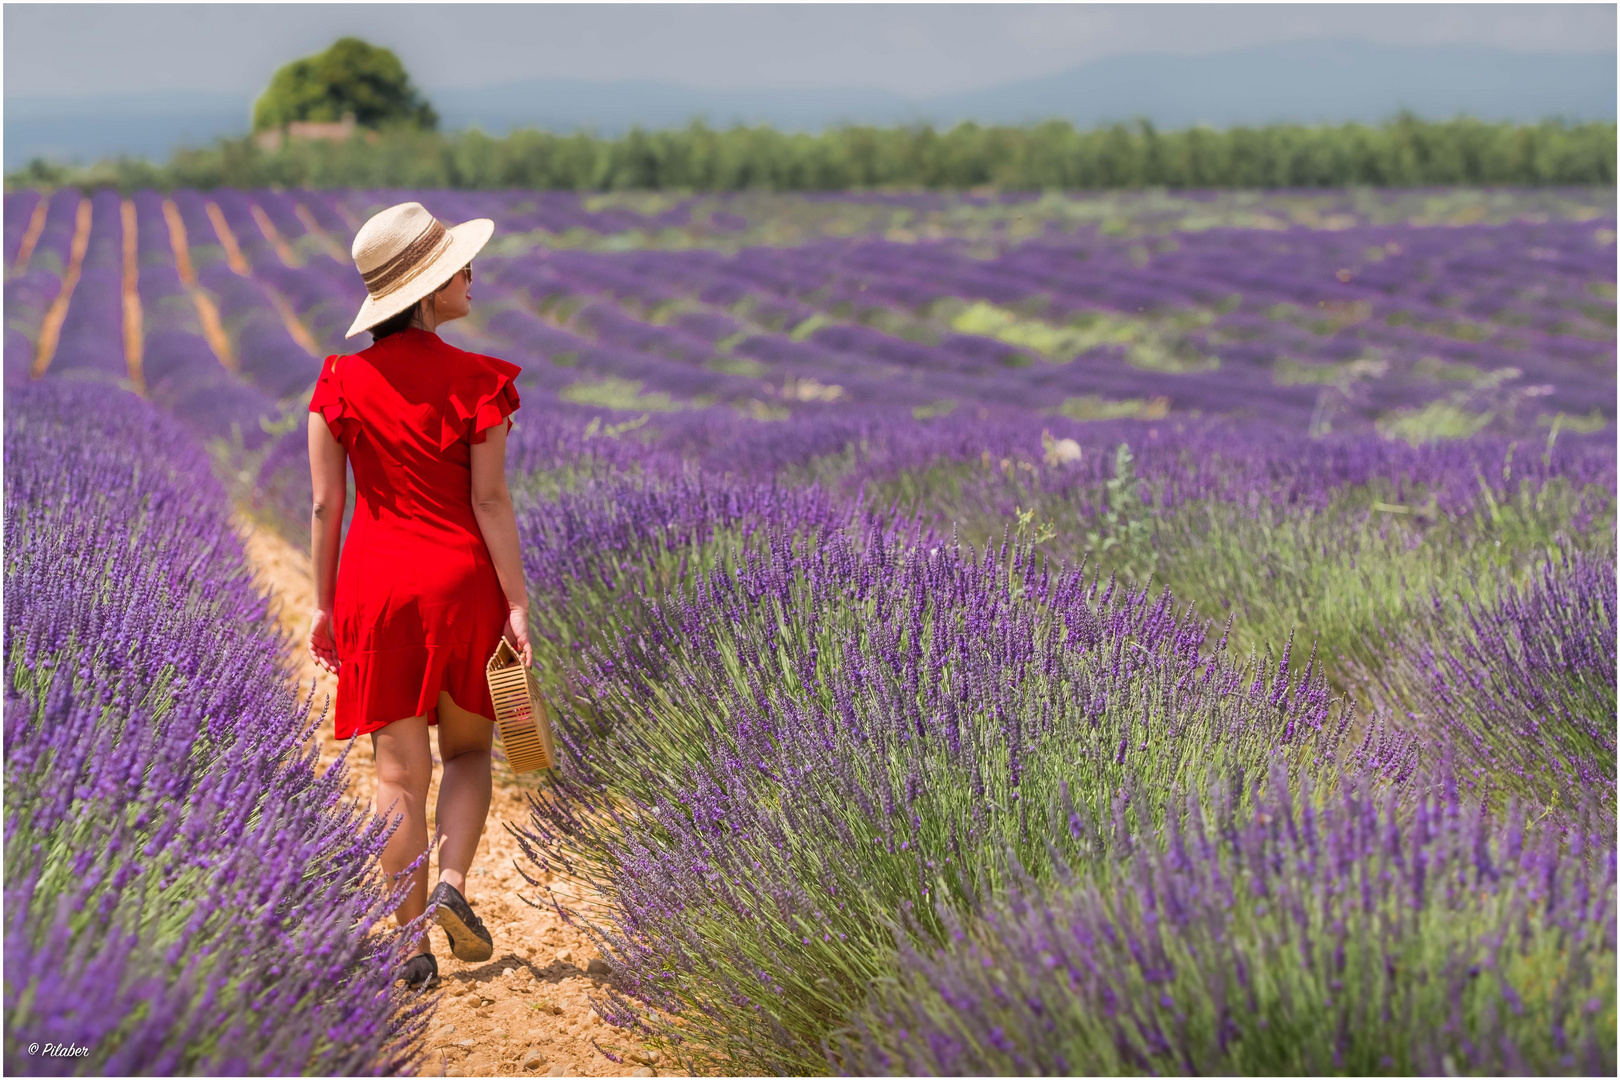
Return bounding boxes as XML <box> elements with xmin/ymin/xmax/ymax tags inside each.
<box><xmin>307</xmin><ymin>413</ymin><xmax>348</xmax><ymax>673</ymax></box>
<box><xmin>469</xmin><ymin>421</ymin><xmax>530</xmax><ymax>615</ymax></box>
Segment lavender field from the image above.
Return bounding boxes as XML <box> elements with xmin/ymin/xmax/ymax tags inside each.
<box><xmin>4</xmin><ymin>184</ymin><xmax>1616</xmax><ymax>1076</ymax></box>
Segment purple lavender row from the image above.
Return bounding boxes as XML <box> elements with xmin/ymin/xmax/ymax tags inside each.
<box><xmin>837</xmin><ymin>763</ymin><xmax>1616</xmax><ymax>1076</ymax></box>
<box><xmin>514</xmin><ymin>394</ymin><xmax>1613</xmax><ymax>520</ymax></box>
<box><xmin>494</xmin><ymin>223</ymin><xmax>1612</xmax><ymax>355</ymax></box>
<box><xmin>111</xmin><ymin>191</ymin><xmax>284</xmax><ymax>449</ymax></box>
<box><xmin>194</xmin><ymin>260</ymin><xmax>323</xmax><ymax>402</ymax></box>
<box><xmin>3</xmin><ymin>380</ymin><xmax>431</xmax><ymax>1075</ymax></box>
<box><xmin>364</xmin><ymin>246</ymin><xmax>774</xmax><ymax>408</ymax></box>
<box><xmin>787</xmin><ymin>229</ymin><xmax>1606</xmax><ymax>413</ymax></box>
<box><xmin>43</xmin><ymin>189</ymin><xmax>125</xmax><ymax>385</ymax></box>
<box><xmin>206</xmin><ymin>188</ymin><xmax>367</xmax><ymax>358</ymax></box>
<box><xmin>248</xmin><ymin>356</ymin><xmax>1615</xmax><ymax>563</ymax></box>
<box><xmin>478</xmin><ymin>252</ymin><xmax>1071</xmax><ymax>415</ymax></box>
<box><xmin>511</xmin><ymin>522</ymin><xmax>1399</xmax><ymax>1074</ymax></box>
<box><xmin>4</xmin><ymin>191</ymin><xmax>83</xmax><ymax>386</ymax></box>
<box><xmin>1355</xmin><ymin>544</ymin><xmax>1616</xmax><ymax>819</ymax></box>
<box><xmin>514</xmin><ymin>468</ymin><xmax>879</xmax><ymax>649</ymax></box>
<box><xmin>823</xmin><ymin>410</ymin><xmax>1618</xmax><ymax>519</ymax></box>
<box><xmin>153</xmin><ymin>190</ymin><xmax>325</xmax><ymax>404</ymax></box>
<box><xmin>9</xmin><ymin>189</ymin><xmax>78</xmax><ymax>277</ymax></box>
<box><xmin>3</xmin><ymin>271</ymin><xmax>56</xmax><ymax>386</ymax></box>
<box><xmin>3</xmin><ymin>191</ymin><xmax>42</xmax><ymax>267</ymax></box>
<box><xmin>140</xmin><ymin>274</ymin><xmax>281</xmax><ymax>452</ymax></box>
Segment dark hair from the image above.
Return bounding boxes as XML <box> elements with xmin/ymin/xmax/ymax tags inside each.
<box><xmin>366</xmin><ymin>271</ymin><xmax>461</xmax><ymax>344</ymax></box>
<box><xmin>368</xmin><ymin>302</ymin><xmax>422</xmax><ymax>344</ymax></box>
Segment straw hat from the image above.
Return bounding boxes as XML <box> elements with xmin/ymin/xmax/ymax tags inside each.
<box><xmin>345</xmin><ymin>202</ymin><xmax>494</xmax><ymax>338</ymax></box>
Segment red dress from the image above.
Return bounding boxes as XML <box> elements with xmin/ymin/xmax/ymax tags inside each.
<box><xmin>308</xmin><ymin>326</ymin><xmax>522</xmax><ymax>740</ymax></box>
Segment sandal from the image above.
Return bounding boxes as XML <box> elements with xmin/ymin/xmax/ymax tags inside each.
<box><xmin>430</xmin><ymin>880</ymin><xmax>494</xmax><ymax>963</ymax></box>
<box><xmin>397</xmin><ymin>951</ymin><xmax>439</xmax><ymax>990</ymax></box>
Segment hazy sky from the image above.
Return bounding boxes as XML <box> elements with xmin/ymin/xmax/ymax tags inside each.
<box><xmin>5</xmin><ymin>2</ymin><xmax>1616</xmax><ymax>100</ymax></box>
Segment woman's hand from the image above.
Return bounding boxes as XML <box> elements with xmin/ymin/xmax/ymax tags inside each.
<box><xmin>502</xmin><ymin>604</ymin><xmax>533</xmax><ymax>669</ymax></box>
<box><xmin>308</xmin><ymin>608</ymin><xmax>340</xmax><ymax>675</ymax></box>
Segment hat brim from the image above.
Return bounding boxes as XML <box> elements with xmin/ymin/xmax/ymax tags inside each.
<box><xmin>345</xmin><ymin>218</ymin><xmax>495</xmax><ymax>339</ymax></box>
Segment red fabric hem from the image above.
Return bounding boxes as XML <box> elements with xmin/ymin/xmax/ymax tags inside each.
<box><xmin>333</xmin><ymin>643</ymin><xmax>498</xmax><ymax>740</ymax></box>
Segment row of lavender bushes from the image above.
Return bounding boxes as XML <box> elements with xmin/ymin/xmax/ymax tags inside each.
<box><xmin>511</xmin><ymin>530</ymin><xmax>1613</xmax><ymax>1075</ymax></box>
<box><xmin>510</xmin><ymin>521</ymin><xmax>1411</xmax><ymax>1073</ymax></box>
<box><xmin>838</xmin><ymin>762</ymin><xmax>1616</xmax><ymax>1075</ymax></box>
<box><xmin>837</xmin><ymin>416</ymin><xmax>1616</xmax><ymax>683</ymax></box>
<box><xmin>473</xmin><ymin>405</ymin><xmax>1615</xmax><ymax>1074</ymax></box>
<box><xmin>2</xmin><ymin>381</ymin><xmax>434</xmax><ymax>1076</ymax></box>
<box><xmin>1351</xmin><ymin>545</ymin><xmax>1616</xmax><ymax>820</ymax></box>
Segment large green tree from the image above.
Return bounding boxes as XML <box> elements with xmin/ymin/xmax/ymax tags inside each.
<box><xmin>252</xmin><ymin>37</ymin><xmax>437</xmax><ymax>132</ymax></box>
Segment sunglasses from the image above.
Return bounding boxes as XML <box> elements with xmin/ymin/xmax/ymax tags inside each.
<box><xmin>435</xmin><ymin>263</ymin><xmax>473</xmax><ymax>294</ymax></box>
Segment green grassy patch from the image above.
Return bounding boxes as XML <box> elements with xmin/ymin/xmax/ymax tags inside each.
<box><xmin>942</xmin><ymin>299</ymin><xmax>1218</xmax><ymax>369</ymax></box>
<box><xmin>706</xmin><ymin>355</ymin><xmax>770</xmax><ymax>378</ymax></box>
<box><xmin>1412</xmin><ymin>355</ymin><xmax>1489</xmax><ymax>382</ymax></box>
<box><xmin>559</xmin><ymin>376</ymin><xmax>685</xmax><ymax>412</ymax></box>
<box><xmin>911</xmin><ymin>399</ymin><xmax>957</xmax><ymax>420</ymax></box>
<box><xmin>1377</xmin><ymin>401</ymin><xmax>1495</xmax><ymax>444</ymax></box>
<box><xmin>1274</xmin><ymin>355</ymin><xmax>1389</xmax><ymax>385</ymax></box>
<box><xmin>1385</xmin><ymin>309</ymin><xmax>1497</xmax><ymax>342</ymax></box>
<box><xmin>785</xmin><ymin>313</ymin><xmax>834</xmax><ymax>341</ymax></box>
<box><xmin>1055</xmin><ymin>394</ymin><xmax>1170</xmax><ymax>421</ymax></box>
<box><xmin>1539</xmin><ymin>409</ymin><xmax>1611</xmax><ymax>434</ymax></box>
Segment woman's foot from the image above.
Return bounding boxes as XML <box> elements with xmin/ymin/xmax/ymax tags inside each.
<box><xmin>430</xmin><ymin>880</ymin><xmax>494</xmax><ymax>962</ymax></box>
<box><xmin>398</xmin><ymin>951</ymin><xmax>439</xmax><ymax>990</ymax></box>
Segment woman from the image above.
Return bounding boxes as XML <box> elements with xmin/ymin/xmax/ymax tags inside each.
<box><xmin>306</xmin><ymin>201</ymin><xmax>530</xmax><ymax>991</ymax></box>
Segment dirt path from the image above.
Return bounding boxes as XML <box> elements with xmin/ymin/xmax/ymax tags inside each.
<box><xmin>30</xmin><ymin>196</ymin><xmax>91</xmax><ymax>378</ymax></box>
<box><xmin>161</xmin><ymin>199</ymin><xmax>236</xmax><ymax>372</ymax></box>
<box><xmin>250</xmin><ymin>202</ymin><xmax>302</xmax><ymax>267</ymax></box>
<box><xmin>233</xmin><ymin>515</ymin><xmax>682</xmax><ymax>1080</ymax></box>
<box><xmin>294</xmin><ymin>202</ymin><xmax>350</xmax><ymax>263</ymax></box>
<box><xmin>121</xmin><ymin>198</ymin><xmax>145</xmax><ymax>395</ymax></box>
<box><xmin>205</xmin><ymin>200</ymin><xmax>252</xmax><ymax>277</ymax></box>
<box><xmin>13</xmin><ymin>195</ymin><xmax>50</xmax><ymax>273</ymax></box>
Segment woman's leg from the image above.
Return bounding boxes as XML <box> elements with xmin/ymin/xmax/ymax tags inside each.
<box><xmin>370</xmin><ymin>713</ymin><xmax>435</xmax><ymax>955</ymax></box>
<box><xmin>433</xmin><ymin>690</ymin><xmax>494</xmax><ymax>894</ymax></box>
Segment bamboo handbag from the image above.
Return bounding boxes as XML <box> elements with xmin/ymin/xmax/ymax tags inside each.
<box><xmin>485</xmin><ymin>637</ymin><xmax>558</xmax><ymax>772</ymax></box>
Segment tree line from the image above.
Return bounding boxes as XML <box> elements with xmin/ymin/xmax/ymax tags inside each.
<box><xmin>9</xmin><ymin>114</ymin><xmax>1615</xmax><ymax>193</ymax></box>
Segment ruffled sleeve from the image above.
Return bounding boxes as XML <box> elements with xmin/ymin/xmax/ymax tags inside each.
<box><xmin>309</xmin><ymin>354</ymin><xmax>354</xmax><ymax>446</ymax></box>
<box><xmin>441</xmin><ymin>354</ymin><xmax>522</xmax><ymax>451</ymax></box>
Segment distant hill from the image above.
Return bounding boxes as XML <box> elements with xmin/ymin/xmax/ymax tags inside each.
<box><xmin>917</xmin><ymin>39</ymin><xmax>1618</xmax><ymax>129</ymax></box>
<box><xmin>5</xmin><ymin>39</ymin><xmax>1614</xmax><ymax>170</ymax></box>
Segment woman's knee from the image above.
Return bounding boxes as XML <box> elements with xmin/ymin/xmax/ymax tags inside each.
<box><xmin>371</xmin><ymin>714</ymin><xmax>434</xmax><ymax>792</ymax></box>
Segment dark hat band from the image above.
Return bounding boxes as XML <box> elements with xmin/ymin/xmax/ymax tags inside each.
<box><xmin>360</xmin><ymin>219</ymin><xmax>451</xmax><ymax>297</ymax></box>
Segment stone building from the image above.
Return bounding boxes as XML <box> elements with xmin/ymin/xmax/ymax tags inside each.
<box><xmin>254</xmin><ymin>112</ymin><xmax>381</xmax><ymax>152</ymax></box>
